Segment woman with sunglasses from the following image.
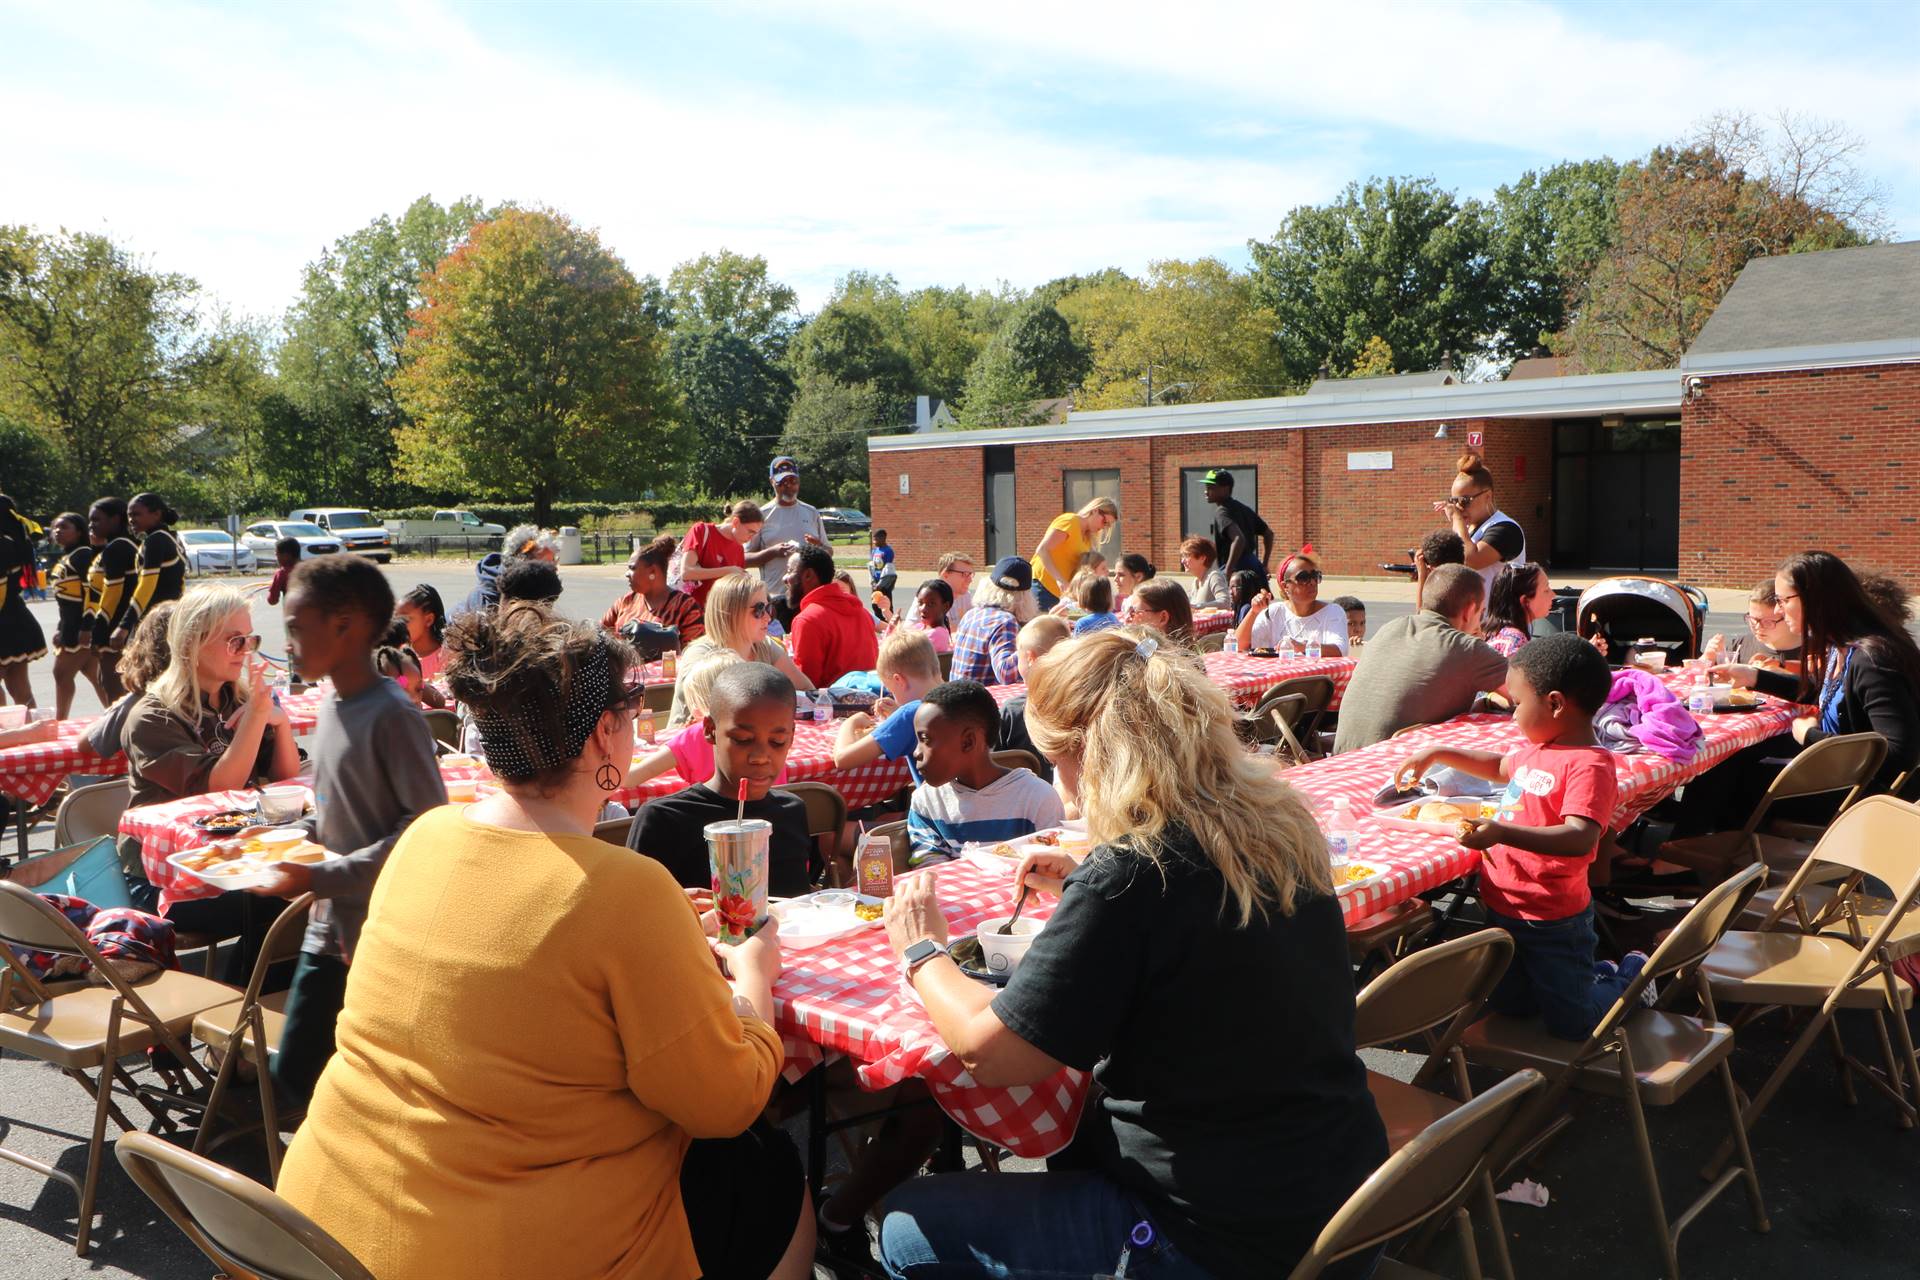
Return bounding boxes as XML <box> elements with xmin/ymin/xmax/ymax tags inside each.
<box><xmin>1233</xmin><ymin>551</ymin><xmax>1348</xmax><ymax>656</ymax></box>
<box><xmin>666</xmin><ymin>570</ymin><xmax>815</xmax><ymax>729</ymax></box>
<box><xmin>1434</xmin><ymin>452</ymin><xmax>1527</xmax><ymax>593</ymax></box>
<box><xmin>120</xmin><ymin>584</ymin><xmax>300</xmax><ymax>974</ymax></box>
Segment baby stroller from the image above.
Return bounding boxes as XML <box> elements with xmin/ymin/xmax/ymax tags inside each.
<box><xmin>1575</xmin><ymin>576</ymin><xmax>1707</xmax><ymax>666</ymax></box>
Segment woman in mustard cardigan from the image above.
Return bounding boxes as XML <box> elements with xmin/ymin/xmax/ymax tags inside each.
<box><xmin>277</xmin><ymin>603</ymin><xmax>813</xmax><ymax>1280</ymax></box>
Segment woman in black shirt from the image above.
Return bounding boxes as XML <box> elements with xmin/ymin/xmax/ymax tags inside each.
<box><xmin>83</xmin><ymin>496</ymin><xmax>141</xmax><ymax>700</ymax></box>
<box><xmin>0</xmin><ymin>495</ymin><xmax>48</xmax><ymax>706</ymax></box>
<box><xmin>47</xmin><ymin>511</ymin><xmax>108</xmax><ymax>718</ymax></box>
<box><xmin>119</xmin><ymin>491</ymin><xmax>187</xmax><ymax>647</ymax></box>
<box><xmin>878</xmin><ymin>627</ymin><xmax>1385</xmax><ymax>1280</ymax></box>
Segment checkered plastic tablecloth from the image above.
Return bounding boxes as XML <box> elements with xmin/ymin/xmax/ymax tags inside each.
<box><xmin>1202</xmin><ymin>651</ymin><xmax>1355</xmax><ymax>708</ymax></box>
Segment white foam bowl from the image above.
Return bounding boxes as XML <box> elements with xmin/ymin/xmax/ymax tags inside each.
<box><xmin>976</xmin><ymin>916</ymin><xmax>1043</xmax><ymax>976</ymax></box>
<box><xmin>259</xmin><ymin>785</ymin><xmax>310</xmax><ymax>824</ymax></box>
<box><xmin>255</xmin><ymin>826</ymin><xmax>309</xmax><ymax>848</ymax></box>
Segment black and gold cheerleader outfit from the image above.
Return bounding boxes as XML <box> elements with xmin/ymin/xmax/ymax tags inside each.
<box><xmin>86</xmin><ymin>535</ymin><xmax>140</xmax><ymax>649</ymax></box>
<box><xmin>0</xmin><ymin>528</ymin><xmax>48</xmax><ymax>665</ymax></box>
<box><xmin>50</xmin><ymin>543</ymin><xmax>97</xmax><ymax>653</ymax></box>
<box><xmin>123</xmin><ymin>525</ymin><xmax>186</xmax><ymax>636</ymax></box>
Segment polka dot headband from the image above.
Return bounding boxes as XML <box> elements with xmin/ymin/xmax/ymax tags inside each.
<box><xmin>470</xmin><ymin>637</ymin><xmax>623</xmax><ymax>781</ymax></box>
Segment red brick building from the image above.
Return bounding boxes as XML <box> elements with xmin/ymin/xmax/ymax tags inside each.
<box><xmin>868</xmin><ymin>241</ymin><xmax>1920</xmax><ymax>589</ymax></box>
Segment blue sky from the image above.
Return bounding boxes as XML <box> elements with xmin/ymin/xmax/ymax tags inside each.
<box><xmin>5</xmin><ymin>0</ymin><xmax>1917</xmax><ymax>318</ymax></box>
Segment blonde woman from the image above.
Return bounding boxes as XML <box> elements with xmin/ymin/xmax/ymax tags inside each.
<box><xmin>1029</xmin><ymin>495</ymin><xmax>1118</xmax><ymax>611</ymax></box>
<box><xmin>121</xmin><ymin>584</ymin><xmax>300</xmax><ymax>976</ymax></box>
<box><xmin>878</xmin><ymin>627</ymin><xmax>1386</xmax><ymax>1279</ymax></box>
<box><xmin>666</xmin><ymin>571</ymin><xmax>814</xmax><ymax>728</ymax></box>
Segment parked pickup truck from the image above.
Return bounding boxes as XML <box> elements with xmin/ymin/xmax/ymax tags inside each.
<box><xmin>383</xmin><ymin>510</ymin><xmax>508</xmax><ymax>549</ymax></box>
<box><xmin>288</xmin><ymin>508</ymin><xmax>393</xmax><ymax>563</ymax></box>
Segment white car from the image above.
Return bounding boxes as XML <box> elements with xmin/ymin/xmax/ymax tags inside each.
<box><xmin>240</xmin><ymin>521</ymin><xmax>345</xmax><ymax>561</ymax></box>
<box><xmin>179</xmin><ymin>529</ymin><xmax>259</xmax><ymax>575</ymax></box>
<box><xmin>287</xmin><ymin>507</ymin><xmax>394</xmax><ymax>562</ymax></box>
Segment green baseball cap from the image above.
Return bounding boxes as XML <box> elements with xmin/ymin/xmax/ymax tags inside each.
<box><xmin>1202</xmin><ymin>469</ymin><xmax>1233</xmax><ymax>487</ymax></box>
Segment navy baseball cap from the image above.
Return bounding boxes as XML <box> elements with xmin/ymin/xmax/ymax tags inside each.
<box><xmin>770</xmin><ymin>456</ymin><xmax>800</xmax><ymax>481</ymax></box>
<box><xmin>992</xmin><ymin>556</ymin><xmax>1032</xmax><ymax>591</ymax></box>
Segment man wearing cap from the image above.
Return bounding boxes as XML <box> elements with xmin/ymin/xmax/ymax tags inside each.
<box><xmin>948</xmin><ymin>556</ymin><xmax>1038</xmax><ymax>686</ymax></box>
<box><xmin>1204</xmin><ymin>469</ymin><xmax>1274</xmax><ymax>590</ymax></box>
<box><xmin>746</xmin><ymin>456</ymin><xmax>830</xmax><ymax>629</ymax></box>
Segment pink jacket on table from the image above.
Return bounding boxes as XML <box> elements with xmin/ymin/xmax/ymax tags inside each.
<box><xmin>1596</xmin><ymin>668</ymin><xmax>1704</xmax><ymax>764</ymax></box>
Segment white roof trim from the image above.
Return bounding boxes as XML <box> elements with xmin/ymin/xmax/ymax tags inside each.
<box><xmin>869</xmin><ymin>367</ymin><xmax>1681</xmax><ymax>452</ymax></box>
<box><xmin>1680</xmin><ymin>337</ymin><xmax>1920</xmax><ymax>375</ymax></box>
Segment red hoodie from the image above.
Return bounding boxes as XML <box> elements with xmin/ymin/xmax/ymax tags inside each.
<box><xmin>789</xmin><ymin>583</ymin><xmax>879</xmax><ymax>688</ymax></box>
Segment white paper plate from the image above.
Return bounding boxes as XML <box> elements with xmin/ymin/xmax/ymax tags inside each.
<box><xmin>768</xmin><ymin>892</ymin><xmax>886</xmax><ymax>948</ymax></box>
<box><xmin>1333</xmin><ymin>861</ymin><xmax>1386</xmax><ymax>894</ymax></box>
<box><xmin>167</xmin><ymin>843</ymin><xmax>339</xmax><ymax>890</ymax></box>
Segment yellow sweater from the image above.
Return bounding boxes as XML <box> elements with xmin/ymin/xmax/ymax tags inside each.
<box><xmin>276</xmin><ymin>806</ymin><xmax>783</xmax><ymax>1279</ymax></box>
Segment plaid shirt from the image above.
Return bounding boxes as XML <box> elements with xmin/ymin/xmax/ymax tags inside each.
<box><xmin>950</xmin><ymin>605</ymin><xmax>1020</xmax><ymax>685</ymax></box>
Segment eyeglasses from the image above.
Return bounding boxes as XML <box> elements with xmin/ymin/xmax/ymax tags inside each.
<box><xmin>1288</xmin><ymin>571</ymin><xmax>1323</xmax><ymax>585</ymax></box>
<box><xmin>223</xmin><ymin>633</ymin><xmax>261</xmax><ymax>655</ymax></box>
<box><xmin>1744</xmin><ymin>613</ymin><xmax>1779</xmax><ymax>629</ymax></box>
<box><xmin>748</xmin><ymin>601</ymin><xmax>771</xmax><ymax>619</ymax></box>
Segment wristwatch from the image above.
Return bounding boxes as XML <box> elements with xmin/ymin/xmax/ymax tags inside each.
<box><xmin>901</xmin><ymin>938</ymin><xmax>948</xmax><ymax>982</ymax></box>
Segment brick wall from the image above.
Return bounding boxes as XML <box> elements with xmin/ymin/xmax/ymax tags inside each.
<box><xmin>1679</xmin><ymin>362</ymin><xmax>1920</xmax><ymax>586</ymax></box>
<box><xmin>869</xmin><ymin>417</ymin><xmax>1558</xmax><ymax>575</ymax></box>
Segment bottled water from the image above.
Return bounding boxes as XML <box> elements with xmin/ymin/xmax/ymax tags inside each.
<box><xmin>1687</xmin><ymin>680</ymin><xmax>1715</xmax><ymax>716</ymax></box>
<box><xmin>1304</xmin><ymin>632</ymin><xmax>1322</xmax><ymax>661</ymax></box>
<box><xmin>1325</xmin><ymin>797</ymin><xmax>1357</xmax><ymax>872</ymax></box>
<box><xmin>1223</xmin><ymin>632</ymin><xmax>1238</xmax><ymax>654</ymax></box>
<box><xmin>813</xmin><ymin>691</ymin><xmax>832</xmax><ymax>725</ymax></box>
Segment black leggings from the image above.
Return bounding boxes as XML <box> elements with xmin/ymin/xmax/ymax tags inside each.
<box><xmin>679</xmin><ymin>1120</ymin><xmax>805</xmax><ymax>1280</ymax></box>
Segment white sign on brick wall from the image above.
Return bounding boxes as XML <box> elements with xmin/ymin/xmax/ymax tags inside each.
<box><xmin>899</xmin><ymin>473</ymin><xmax>911</xmax><ymax>495</ymax></box>
<box><xmin>1346</xmin><ymin>451</ymin><xmax>1393</xmax><ymax>471</ymax></box>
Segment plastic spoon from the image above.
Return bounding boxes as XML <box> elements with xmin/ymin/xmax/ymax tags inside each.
<box><xmin>998</xmin><ymin>883</ymin><xmax>1032</xmax><ymax>935</ymax></box>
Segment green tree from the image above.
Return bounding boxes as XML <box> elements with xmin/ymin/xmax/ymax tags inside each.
<box><xmin>175</xmin><ymin>315</ymin><xmax>279</xmax><ymax>517</ymax></box>
<box><xmin>777</xmin><ymin>372</ymin><xmax>888</xmax><ymax>509</ymax></box>
<box><xmin>392</xmin><ymin>208</ymin><xmax>681</xmax><ymax>524</ymax></box>
<box><xmin>1488</xmin><ymin>158</ymin><xmax>1623</xmax><ymax>353</ymax></box>
<box><xmin>0</xmin><ymin>416</ymin><xmax>63</xmax><ymax>516</ymax></box>
<box><xmin>789</xmin><ymin>305</ymin><xmax>915</xmax><ymax>411</ymax></box>
<box><xmin>273</xmin><ymin>194</ymin><xmax>486</xmax><ymax>504</ymax></box>
<box><xmin>956</xmin><ymin>341</ymin><xmax>1043</xmax><ymax>429</ymax></box>
<box><xmin>1248</xmin><ymin>177</ymin><xmax>1497</xmax><ymax>384</ymax></box>
<box><xmin>1059</xmin><ymin>259</ymin><xmax>1286</xmax><ymax>410</ymax></box>
<box><xmin>666</xmin><ymin>251</ymin><xmax>798</xmax><ymax>496</ymax></box>
<box><xmin>994</xmin><ymin>301</ymin><xmax>1087</xmax><ymax>397</ymax></box>
<box><xmin>0</xmin><ymin>226</ymin><xmax>205</xmax><ymax>497</ymax></box>
<box><xmin>1349</xmin><ymin>335</ymin><xmax>1396</xmax><ymax>377</ymax></box>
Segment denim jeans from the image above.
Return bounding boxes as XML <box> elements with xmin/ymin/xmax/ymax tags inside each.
<box><xmin>878</xmin><ymin>1171</ymin><xmax>1216</xmax><ymax>1279</ymax></box>
<box><xmin>1034</xmin><ymin>583</ymin><xmax>1061</xmax><ymax>613</ymax></box>
<box><xmin>1486</xmin><ymin>904</ymin><xmax>1632</xmax><ymax>1041</ymax></box>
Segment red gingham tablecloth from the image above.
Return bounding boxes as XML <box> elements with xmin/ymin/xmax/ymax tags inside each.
<box><xmin>1280</xmin><ymin>685</ymin><xmax>1799</xmax><ymax>924</ymax></box>
<box><xmin>772</xmin><ymin>858</ymin><xmax>1090</xmax><ymax>1158</ymax></box>
<box><xmin>1192</xmin><ymin>610</ymin><xmax>1234</xmax><ymax>638</ymax></box>
<box><xmin>1202</xmin><ymin>651</ymin><xmax>1355</xmax><ymax>709</ymax></box>
<box><xmin>0</xmin><ymin>722</ymin><xmax>126</xmax><ymax>808</ymax></box>
<box><xmin>123</xmin><ymin>755</ymin><xmax>496</xmax><ymax>912</ymax></box>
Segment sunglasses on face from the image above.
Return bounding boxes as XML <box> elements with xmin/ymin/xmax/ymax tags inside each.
<box><xmin>1288</xmin><ymin>571</ymin><xmax>1323</xmax><ymax>585</ymax></box>
<box><xmin>223</xmin><ymin>633</ymin><xmax>262</xmax><ymax>655</ymax></box>
<box><xmin>748</xmin><ymin>601</ymin><xmax>771</xmax><ymax>619</ymax></box>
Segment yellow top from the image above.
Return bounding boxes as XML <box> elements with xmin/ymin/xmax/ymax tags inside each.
<box><xmin>277</xmin><ymin>805</ymin><xmax>783</xmax><ymax>1280</ymax></box>
<box><xmin>1030</xmin><ymin>511</ymin><xmax>1088</xmax><ymax>597</ymax></box>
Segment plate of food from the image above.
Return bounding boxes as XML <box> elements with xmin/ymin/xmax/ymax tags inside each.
<box><xmin>168</xmin><ymin>829</ymin><xmax>337</xmax><ymax>889</ymax></box>
<box><xmin>1712</xmin><ymin>687</ymin><xmax>1764</xmax><ymax>712</ymax></box>
<box><xmin>1368</xmin><ymin>797</ymin><xmax>1498</xmax><ymax>837</ymax></box>
<box><xmin>192</xmin><ymin>808</ymin><xmax>264</xmax><ymax>836</ymax></box>
<box><xmin>1333</xmin><ymin>861</ymin><xmax>1385</xmax><ymax>894</ymax></box>
<box><xmin>829</xmin><ymin>689</ymin><xmax>881</xmax><ymax>717</ymax></box>
<box><xmin>767</xmin><ymin>890</ymin><xmax>887</xmax><ymax>948</ymax></box>
<box><xmin>961</xmin><ymin>824</ymin><xmax>1092</xmax><ymax>872</ymax></box>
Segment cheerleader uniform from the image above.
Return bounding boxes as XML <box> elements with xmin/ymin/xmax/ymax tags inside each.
<box><xmin>86</xmin><ymin>536</ymin><xmax>140</xmax><ymax>649</ymax></box>
<box><xmin>50</xmin><ymin>544</ymin><xmax>97</xmax><ymax>652</ymax></box>
<box><xmin>124</xmin><ymin>526</ymin><xmax>186</xmax><ymax>635</ymax></box>
<box><xmin>0</xmin><ymin>529</ymin><xmax>48</xmax><ymax>666</ymax></box>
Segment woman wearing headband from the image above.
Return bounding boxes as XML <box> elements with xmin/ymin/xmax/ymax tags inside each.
<box><xmin>1233</xmin><ymin>548</ymin><xmax>1347</xmax><ymax>656</ymax></box>
<box><xmin>876</xmin><ymin>628</ymin><xmax>1385</xmax><ymax>1279</ymax></box>
<box><xmin>278</xmin><ymin>601</ymin><xmax>814</xmax><ymax>1280</ymax></box>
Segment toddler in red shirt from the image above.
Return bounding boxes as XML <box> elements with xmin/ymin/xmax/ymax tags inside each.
<box><xmin>1400</xmin><ymin>633</ymin><xmax>1643</xmax><ymax>1040</ymax></box>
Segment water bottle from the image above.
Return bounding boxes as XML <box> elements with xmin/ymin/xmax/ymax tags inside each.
<box><xmin>1687</xmin><ymin>680</ymin><xmax>1715</xmax><ymax>716</ymax></box>
<box><xmin>812</xmin><ymin>691</ymin><xmax>832</xmax><ymax>725</ymax></box>
<box><xmin>1223</xmin><ymin>632</ymin><xmax>1239</xmax><ymax>655</ymax></box>
<box><xmin>1325</xmin><ymin>797</ymin><xmax>1357</xmax><ymax>873</ymax></box>
<box><xmin>1304</xmin><ymin>632</ymin><xmax>1323</xmax><ymax>661</ymax></box>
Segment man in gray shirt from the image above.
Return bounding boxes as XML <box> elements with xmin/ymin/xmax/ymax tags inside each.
<box><xmin>745</xmin><ymin>454</ymin><xmax>830</xmax><ymax>629</ymax></box>
<box><xmin>1333</xmin><ymin>564</ymin><xmax>1510</xmax><ymax>753</ymax></box>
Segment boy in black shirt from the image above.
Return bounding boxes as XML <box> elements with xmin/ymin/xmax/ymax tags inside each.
<box><xmin>629</xmin><ymin>663</ymin><xmax>813</xmax><ymax>895</ymax></box>
<box><xmin>996</xmin><ymin>615</ymin><xmax>1070</xmax><ymax>779</ymax></box>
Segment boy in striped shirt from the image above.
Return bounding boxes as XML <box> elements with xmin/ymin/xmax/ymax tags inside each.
<box><xmin>907</xmin><ymin>680</ymin><xmax>1063</xmax><ymax>865</ymax></box>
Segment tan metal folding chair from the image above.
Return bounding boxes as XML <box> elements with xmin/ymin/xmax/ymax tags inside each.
<box><xmin>1656</xmin><ymin>731</ymin><xmax>1886</xmax><ymax>886</ymax></box>
<box><xmin>989</xmin><ymin>749</ymin><xmax>1046</xmax><ymax>777</ymax></box>
<box><xmin>937</xmin><ymin>649</ymin><xmax>954</xmax><ymax>679</ymax></box>
<box><xmin>776</xmin><ymin>780</ymin><xmax>849</xmax><ymax>886</ymax></box>
<box><xmin>421</xmin><ymin>707</ymin><xmax>462</xmax><ymax>752</ymax></box>
<box><xmin>191</xmin><ymin>893</ymin><xmax>314</xmax><ymax>1180</ymax></box>
<box><xmin>52</xmin><ymin>777</ymin><xmax>132</xmax><ymax>847</ymax></box>
<box><xmin>1352</xmin><ymin>929</ymin><xmax>1517</xmax><ymax>1279</ymax></box>
<box><xmin>643</xmin><ymin>681</ymin><xmax>676</xmax><ymax>716</ymax></box>
<box><xmin>1699</xmin><ymin>794</ymin><xmax>1920</xmax><ymax>1171</ymax></box>
<box><xmin>1245</xmin><ymin>675</ymin><xmax>1338</xmax><ymax>761</ymax></box>
<box><xmin>1194</xmin><ymin>630</ymin><xmax>1226</xmax><ymax>654</ymax></box>
<box><xmin>1285</xmin><ymin>1069</ymin><xmax>1545</xmax><ymax>1280</ymax></box>
<box><xmin>868</xmin><ymin>818</ymin><xmax>911</xmax><ymax>873</ymax></box>
<box><xmin>1347</xmin><ymin>900</ymin><xmax>1441</xmax><ymax>983</ymax></box>
<box><xmin>116</xmin><ymin>1131</ymin><xmax>376</xmax><ymax>1280</ymax></box>
<box><xmin>1460</xmin><ymin>862</ymin><xmax>1769</xmax><ymax>1280</ymax></box>
<box><xmin>0</xmin><ymin>881</ymin><xmax>235</xmax><ymax>1255</ymax></box>
<box><xmin>593</xmin><ymin>815</ymin><xmax>634</xmax><ymax>845</ymax></box>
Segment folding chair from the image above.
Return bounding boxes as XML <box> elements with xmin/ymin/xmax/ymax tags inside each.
<box><xmin>1735</xmin><ymin>763</ymin><xmax>1919</xmax><ymax>930</ymax></box>
<box><xmin>593</xmin><ymin>815</ymin><xmax>634</xmax><ymax>845</ymax></box>
<box><xmin>989</xmin><ymin>749</ymin><xmax>1046</xmax><ymax>777</ymax></box>
<box><xmin>643</xmin><ymin>681</ymin><xmax>676</xmax><ymax>716</ymax></box>
<box><xmin>867</xmin><ymin>818</ymin><xmax>911</xmax><ymax>873</ymax></box>
<box><xmin>937</xmin><ymin>650</ymin><xmax>954</xmax><ymax>679</ymax></box>
<box><xmin>421</xmin><ymin>707</ymin><xmax>462</xmax><ymax>752</ymax></box>
<box><xmin>0</xmin><ymin>881</ymin><xmax>236</xmax><ymax>1255</ymax></box>
<box><xmin>1352</xmin><ymin>930</ymin><xmax>1517</xmax><ymax>1280</ymax></box>
<box><xmin>1459</xmin><ymin>862</ymin><xmax>1769</xmax><ymax>1280</ymax></box>
<box><xmin>1194</xmin><ymin>630</ymin><xmax>1226</xmax><ymax>654</ymax></box>
<box><xmin>1699</xmin><ymin>794</ymin><xmax>1920</xmax><ymax>1170</ymax></box>
<box><xmin>116</xmin><ymin>1132</ymin><xmax>376</xmax><ymax>1280</ymax></box>
<box><xmin>1285</xmin><ymin>1069</ymin><xmax>1545</xmax><ymax>1280</ymax></box>
<box><xmin>191</xmin><ymin>893</ymin><xmax>314</xmax><ymax>1180</ymax></box>
<box><xmin>52</xmin><ymin>777</ymin><xmax>131</xmax><ymax>847</ymax></box>
<box><xmin>1347</xmin><ymin>900</ymin><xmax>1441</xmax><ymax>983</ymax></box>
<box><xmin>1654</xmin><ymin>731</ymin><xmax>1886</xmax><ymax>887</ymax></box>
<box><xmin>776</xmin><ymin>780</ymin><xmax>849</xmax><ymax>887</ymax></box>
<box><xmin>1245</xmin><ymin>675</ymin><xmax>1338</xmax><ymax>762</ymax></box>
